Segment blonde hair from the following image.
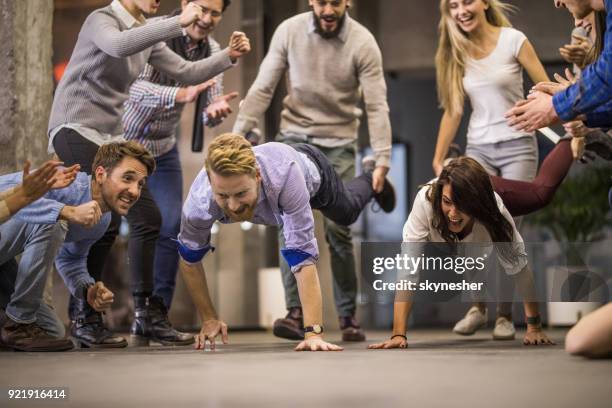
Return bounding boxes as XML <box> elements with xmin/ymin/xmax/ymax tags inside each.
<box><xmin>206</xmin><ymin>133</ymin><xmax>257</xmax><ymax>177</ymax></box>
<box><xmin>435</xmin><ymin>0</ymin><xmax>515</xmax><ymax>115</ymax></box>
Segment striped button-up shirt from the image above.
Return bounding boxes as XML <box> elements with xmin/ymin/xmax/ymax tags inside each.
<box><xmin>553</xmin><ymin>0</ymin><xmax>612</xmax><ymax>128</ymax></box>
<box><xmin>123</xmin><ymin>35</ymin><xmax>224</xmax><ymax>157</ymax></box>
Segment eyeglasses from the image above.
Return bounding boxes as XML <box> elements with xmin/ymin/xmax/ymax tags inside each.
<box><xmin>194</xmin><ymin>4</ymin><xmax>223</xmax><ymax>18</ymax></box>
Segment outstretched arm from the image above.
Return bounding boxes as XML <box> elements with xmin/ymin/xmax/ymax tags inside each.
<box><xmin>179</xmin><ymin>258</ymin><xmax>228</xmax><ymax>350</ymax></box>
<box><xmin>293</xmin><ymin>265</ymin><xmax>343</xmax><ymax>352</ymax></box>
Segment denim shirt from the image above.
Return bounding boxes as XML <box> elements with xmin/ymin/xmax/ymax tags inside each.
<box><xmin>0</xmin><ymin>171</ymin><xmax>111</xmax><ymax>298</ymax></box>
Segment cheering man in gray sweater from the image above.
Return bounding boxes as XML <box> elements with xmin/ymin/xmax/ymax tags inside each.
<box><xmin>48</xmin><ymin>0</ymin><xmax>250</xmax><ymax>348</ymax></box>
<box><xmin>233</xmin><ymin>0</ymin><xmax>392</xmax><ymax>342</ymax></box>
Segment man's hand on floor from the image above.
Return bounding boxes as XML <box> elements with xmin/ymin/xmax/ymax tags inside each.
<box><xmin>195</xmin><ymin>319</ymin><xmax>229</xmax><ymax>350</ymax></box>
<box><xmin>295</xmin><ymin>335</ymin><xmax>343</xmax><ymax>352</ymax></box>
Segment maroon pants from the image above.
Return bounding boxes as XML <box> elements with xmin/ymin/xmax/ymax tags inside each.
<box><xmin>492</xmin><ymin>139</ymin><xmax>572</xmax><ymax>217</ymax></box>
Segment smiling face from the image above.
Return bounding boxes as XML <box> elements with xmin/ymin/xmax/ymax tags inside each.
<box><xmin>309</xmin><ymin>0</ymin><xmax>351</xmax><ymax>38</ymax></box>
<box><xmin>209</xmin><ymin>170</ymin><xmax>260</xmax><ymax>222</ymax></box>
<box><xmin>182</xmin><ymin>0</ymin><xmax>224</xmax><ymax>42</ymax></box>
<box><xmin>447</xmin><ymin>0</ymin><xmax>490</xmax><ymax>34</ymax></box>
<box><xmin>95</xmin><ymin>157</ymin><xmax>148</xmax><ymax>216</ymax></box>
<box><xmin>441</xmin><ymin>184</ymin><xmax>474</xmax><ymax>234</ymax></box>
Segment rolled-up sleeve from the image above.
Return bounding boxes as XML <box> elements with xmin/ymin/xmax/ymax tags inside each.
<box><xmin>177</xmin><ymin>170</ymin><xmax>219</xmax><ymax>264</ymax></box>
<box><xmin>278</xmin><ymin>162</ymin><xmax>318</xmax><ymax>273</ymax></box>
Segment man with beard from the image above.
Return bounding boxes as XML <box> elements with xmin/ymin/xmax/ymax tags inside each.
<box><xmin>232</xmin><ymin>0</ymin><xmax>392</xmax><ymax>342</ymax></box>
<box><xmin>122</xmin><ymin>0</ymin><xmax>239</xmax><ymax>347</ymax></box>
<box><xmin>177</xmin><ymin>134</ymin><xmax>395</xmax><ymax>351</ymax></box>
<box><xmin>0</xmin><ymin>142</ymin><xmax>155</xmax><ymax>350</ymax></box>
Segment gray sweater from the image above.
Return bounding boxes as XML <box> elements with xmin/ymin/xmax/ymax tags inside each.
<box><xmin>233</xmin><ymin>12</ymin><xmax>391</xmax><ymax>167</ymax></box>
<box><xmin>48</xmin><ymin>4</ymin><xmax>233</xmax><ymax>137</ymax></box>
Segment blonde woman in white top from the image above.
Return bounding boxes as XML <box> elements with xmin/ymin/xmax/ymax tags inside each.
<box><xmin>431</xmin><ymin>0</ymin><xmax>551</xmax><ymax>339</ymax></box>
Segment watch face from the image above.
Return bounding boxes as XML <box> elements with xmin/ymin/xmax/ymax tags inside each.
<box><xmin>313</xmin><ymin>324</ymin><xmax>322</xmax><ymax>334</ymax></box>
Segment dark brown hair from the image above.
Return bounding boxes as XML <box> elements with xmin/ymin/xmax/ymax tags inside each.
<box><xmin>92</xmin><ymin>141</ymin><xmax>155</xmax><ymax>176</ymax></box>
<box><xmin>427</xmin><ymin>157</ymin><xmax>515</xmax><ymax>248</ymax></box>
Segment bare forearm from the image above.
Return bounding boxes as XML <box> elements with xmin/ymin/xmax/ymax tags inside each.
<box><xmin>566</xmin><ymin>303</ymin><xmax>612</xmax><ymax>358</ymax></box>
<box><xmin>179</xmin><ymin>259</ymin><xmax>218</xmax><ymax>321</ymax></box>
<box><xmin>392</xmin><ymin>291</ymin><xmax>413</xmax><ymax>335</ymax></box>
<box><xmin>433</xmin><ymin>111</ymin><xmax>462</xmax><ymax>165</ymax></box>
<box><xmin>295</xmin><ymin>264</ymin><xmax>323</xmax><ymax>329</ymax></box>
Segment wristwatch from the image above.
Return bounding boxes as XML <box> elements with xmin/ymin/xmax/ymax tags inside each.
<box><xmin>304</xmin><ymin>324</ymin><xmax>324</xmax><ymax>335</ymax></box>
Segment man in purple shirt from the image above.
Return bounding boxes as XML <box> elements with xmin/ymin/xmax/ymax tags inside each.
<box><xmin>178</xmin><ymin>133</ymin><xmax>395</xmax><ymax>351</ymax></box>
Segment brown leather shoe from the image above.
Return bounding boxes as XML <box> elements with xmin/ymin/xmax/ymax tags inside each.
<box><xmin>340</xmin><ymin>316</ymin><xmax>366</xmax><ymax>342</ymax></box>
<box><xmin>1</xmin><ymin>320</ymin><xmax>73</xmax><ymax>352</ymax></box>
<box><xmin>272</xmin><ymin>307</ymin><xmax>304</xmax><ymax>340</ymax></box>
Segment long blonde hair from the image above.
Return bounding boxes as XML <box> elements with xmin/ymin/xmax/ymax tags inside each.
<box><xmin>435</xmin><ymin>0</ymin><xmax>515</xmax><ymax>115</ymax></box>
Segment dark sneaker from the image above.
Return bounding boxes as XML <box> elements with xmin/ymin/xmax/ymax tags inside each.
<box><xmin>362</xmin><ymin>156</ymin><xmax>396</xmax><ymax>213</ymax></box>
<box><xmin>130</xmin><ymin>295</ymin><xmax>194</xmax><ymax>346</ymax></box>
<box><xmin>72</xmin><ymin>313</ymin><xmax>128</xmax><ymax>348</ymax></box>
<box><xmin>272</xmin><ymin>307</ymin><xmax>304</xmax><ymax>340</ymax></box>
<box><xmin>1</xmin><ymin>320</ymin><xmax>73</xmax><ymax>352</ymax></box>
<box><xmin>585</xmin><ymin>131</ymin><xmax>612</xmax><ymax>161</ymax></box>
<box><xmin>339</xmin><ymin>316</ymin><xmax>366</xmax><ymax>342</ymax></box>
<box><xmin>375</xmin><ymin>178</ymin><xmax>396</xmax><ymax>213</ymax></box>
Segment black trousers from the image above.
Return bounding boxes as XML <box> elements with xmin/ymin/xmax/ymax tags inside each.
<box><xmin>292</xmin><ymin>143</ymin><xmax>374</xmax><ymax>226</ymax></box>
<box><xmin>53</xmin><ymin>129</ymin><xmax>160</xmax><ymax>317</ymax></box>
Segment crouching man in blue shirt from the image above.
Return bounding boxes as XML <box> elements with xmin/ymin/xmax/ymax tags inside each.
<box><xmin>0</xmin><ymin>141</ymin><xmax>155</xmax><ymax>351</ymax></box>
<box><xmin>178</xmin><ymin>133</ymin><xmax>395</xmax><ymax>351</ymax></box>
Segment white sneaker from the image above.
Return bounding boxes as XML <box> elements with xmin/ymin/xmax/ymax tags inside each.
<box><xmin>492</xmin><ymin>316</ymin><xmax>516</xmax><ymax>340</ymax></box>
<box><xmin>453</xmin><ymin>306</ymin><xmax>487</xmax><ymax>335</ymax></box>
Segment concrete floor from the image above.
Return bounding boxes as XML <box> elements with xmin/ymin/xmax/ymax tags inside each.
<box><xmin>1</xmin><ymin>329</ymin><xmax>611</xmax><ymax>408</ymax></box>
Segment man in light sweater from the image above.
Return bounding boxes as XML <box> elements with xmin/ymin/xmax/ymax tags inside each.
<box><xmin>47</xmin><ymin>0</ymin><xmax>250</xmax><ymax>347</ymax></box>
<box><xmin>232</xmin><ymin>0</ymin><xmax>392</xmax><ymax>341</ymax></box>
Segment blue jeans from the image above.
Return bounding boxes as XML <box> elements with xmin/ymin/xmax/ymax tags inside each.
<box><xmin>0</xmin><ymin>219</ymin><xmax>66</xmax><ymax>337</ymax></box>
<box><xmin>148</xmin><ymin>145</ymin><xmax>183</xmax><ymax>307</ymax></box>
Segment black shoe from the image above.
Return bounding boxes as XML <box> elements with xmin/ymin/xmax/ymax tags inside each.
<box><xmin>585</xmin><ymin>131</ymin><xmax>612</xmax><ymax>161</ymax></box>
<box><xmin>362</xmin><ymin>156</ymin><xmax>396</xmax><ymax>213</ymax></box>
<box><xmin>272</xmin><ymin>307</ymin><xmax>304</xmax><ymax>340</ymax></box>
<box><xmin>130</xmin><ymin>295</ymin><xmax>194</xmax><ymax>346</ymax></box>
<box><xmin>375</xmin><ymin>178</ymin><xmax>396</xmax><ymax>213</ymax></box>
<box><xmin>71</xmin><ymin>299</ymin><xmax>127</xmax><ymax>348</ymax></box>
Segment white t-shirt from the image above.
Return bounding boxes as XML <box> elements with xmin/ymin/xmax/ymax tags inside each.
<box><xmin>402</xmin><ymin>184</ymin><xmax>528</xmax><ymax>275</ymax></box>
<box><xmin>463</xmin><ymin>27</ymin><xmax>534</xmax><ymax>145</ymax></box>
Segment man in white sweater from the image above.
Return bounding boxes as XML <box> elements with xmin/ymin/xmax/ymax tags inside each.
<box><xmin>233</xmin><ymin>0</ymin><xmax>392</xmax><ymax>341</ymax></box>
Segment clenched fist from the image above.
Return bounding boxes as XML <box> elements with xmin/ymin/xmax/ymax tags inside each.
<box><xmin>87</xmin><ymin>282</ymin><xmax>114</xmax><ymax>312</ymax></box>
<box><xmin>60</xmin><ymin>200</ymin><xmax>102</xmax><ymax>228</ymax></box>
<box><xmin>228</xmin><ymin>32</ymin><xmax>251</xmax><ymax>62</ymax></box>
<box><xmin>179</xmin><ymin>2</ymin><xmax>204</xmax><ymax>27</ymax></box>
